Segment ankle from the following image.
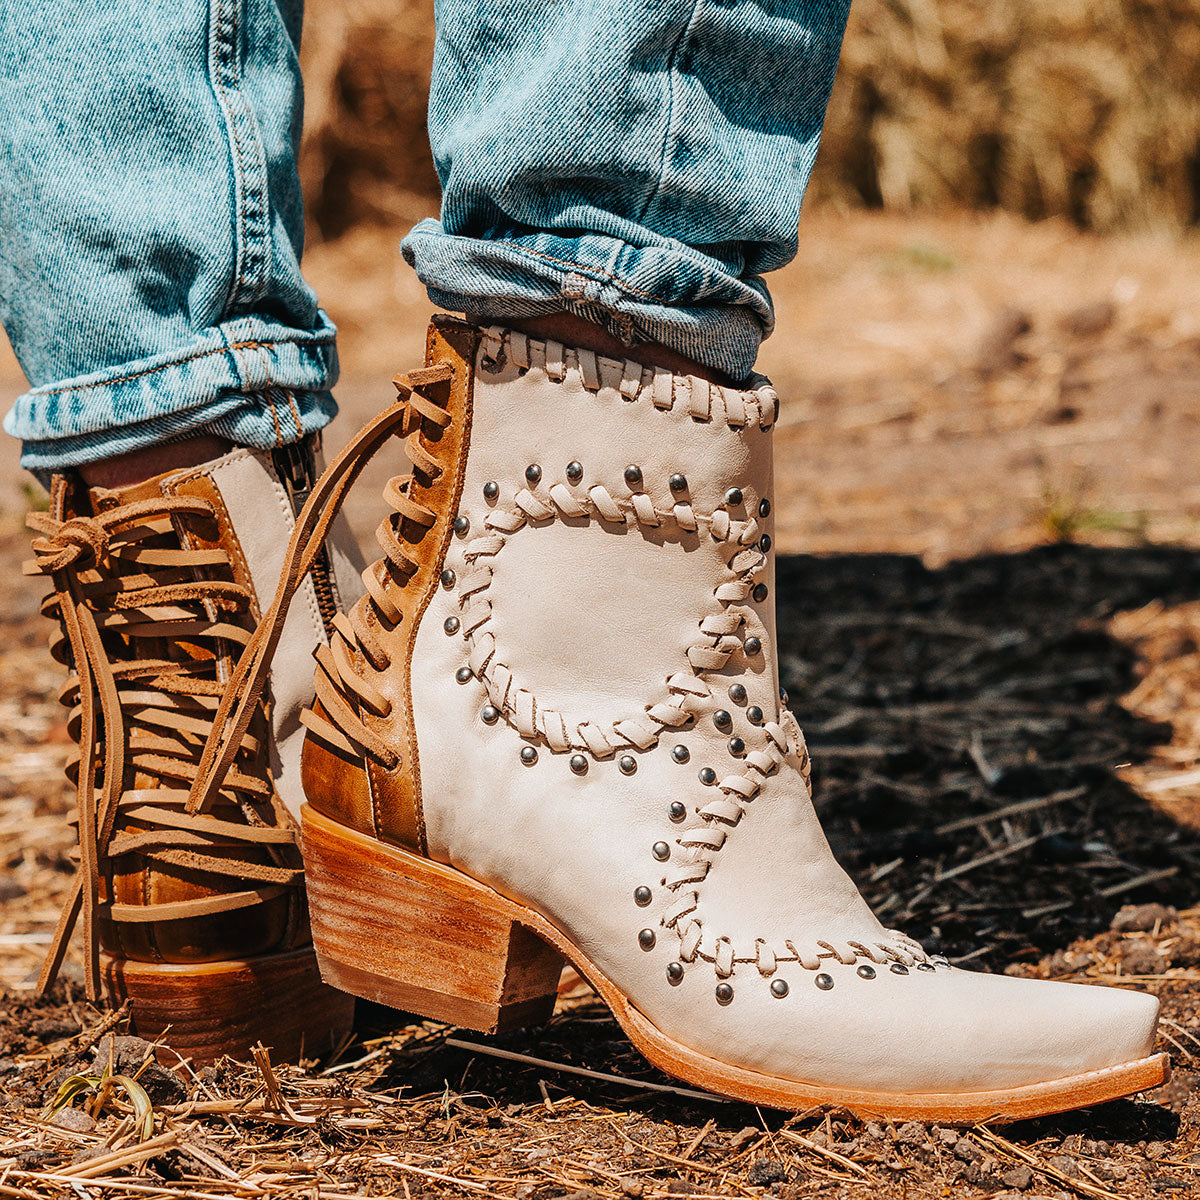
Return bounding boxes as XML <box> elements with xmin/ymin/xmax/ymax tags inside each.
<box><xmin>501</xmin><ymin>312</ymin><xmax>736</xmax><ymax>387</ymax></box>
<box><xmin>79</xmin><ymin>435</ymin><xmax>233</xmax><ymax>489</ymax></box>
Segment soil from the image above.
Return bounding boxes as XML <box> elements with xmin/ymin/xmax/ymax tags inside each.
<box><xmin>3</xmin><ymin>208</ymin><xmax>1200</xmax><ymax>1196</ymax></box>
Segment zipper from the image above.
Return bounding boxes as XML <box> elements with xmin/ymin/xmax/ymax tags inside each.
<box><xmin>274</xmin><ymin>439</ymin><xmax>340</xmax><ymax>636</ymax></box>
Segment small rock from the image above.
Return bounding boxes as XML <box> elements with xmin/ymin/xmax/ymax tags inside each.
<box><xmin>1146</xmin><ymin>1141</ymin><xmax>1171</xmax><ymax>1160</ymax></box>
<box><xmin>728</xmin><ymin>1126</ymin><xmax>759</xmax><ymax>1153</ymax></box>
<box><xmin>1048</xmin><ymin>1155</ymin><xmax>1080</xmax><ymax>1179</ymax></box>
<box><xmin>91</xmin><ymin>1035</ymin><xmax>155</xmax><ymax>1075</ymax></box>
<box><xmin>619</xmin><ymin>1180</ymin><xmax>643</xmax><ymax>1198</ymax></box>
<box><xmin>1059</xmin><ymin>300</ymin><xmax>1116</xmax><ymax>338</ymax></box>
<box><xmin>1121</xmin><ymin>941</ymin><xmax>1168</xmax><ymax>976</ymax></box>
<box><xmin>937</xmin><ymin>1128</ymin><xmax>960</xmax><ymax>1147</ymax></box>
<box><xmin>746</xmin><ymin>1158</ymin><xmax>788</xmax><ymax>1187</ymax></box>
<box><xmin>865</xmin><ymin>1121</ymin><xmax>887</xmax><ymax>1141</ymax></box>
<box><xmin>896</xmin><ymin>1121</ymin><xmax>926</xmax><ymax>1145</ymax></box>
<box><xmin>1095</xmin><ymin>1163</ymin><xmax>1129</xmax><ymax>1181</ymax></box>
<box><xmin>1150</xmin><ymin>1180</ymin><xmax>1187</xmax><ymax>1193</ymax></box>
<box><xmin>1111</xmin><ymin>904</ymin><xmax>1176</xmax><ymax>933</ymax></box>
<box><xmin>51</xmin><ymin>1106</ymin><xmax>96</xmax><ymax>1133</ymax></box>
<box><xmin>1001</xmin><ymin>1165</ymin><xmax>1034</xmax><ymax>1190</ymax></box>
<box><xmin>91</xmin><ymin>1037</ymin><xmax>185</xmax><ymax>1104</ymax></box>
<box><xmin>558</xmin><ymin>1191</ymin><xmax>599</xmax><ymax>1200</ymax></box>
<box><xmin>31</xmin><ymin>1017</ymin><xmax>79</xmax><ymax>1042</ymax></box>
<box><xmin>954</xmin><ymin>1136</ymin><xmax>983</xmax><ymax>1162</ymax></box>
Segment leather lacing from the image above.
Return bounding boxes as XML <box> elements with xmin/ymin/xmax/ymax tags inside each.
<box><xmin>27</xmin><ymin>497</ymin><xmax>300</xmax><ymax>1001</ymax></box>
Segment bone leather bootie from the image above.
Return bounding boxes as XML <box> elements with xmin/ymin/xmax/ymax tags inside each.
<box><xmin>212</xmin><ymin>318</ymin><xmax>1164</xmax><ymax>1120</ymax></box>
<box><xmin>28</xmin><ymin>438</ymin><xmax>362</xmax><ymax>1062</ymax></box>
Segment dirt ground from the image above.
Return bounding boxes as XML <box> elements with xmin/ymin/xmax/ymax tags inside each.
<box><xmin>4</xmin><ymin>209</ymin><xmax>1200</xmax><ymax>1197</ymax></box>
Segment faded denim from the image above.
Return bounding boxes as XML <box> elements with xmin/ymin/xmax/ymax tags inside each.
<box><xmin>1</xmin><ymin>0</ymin><xmax>849</xmax><ymax>470</ymax></box>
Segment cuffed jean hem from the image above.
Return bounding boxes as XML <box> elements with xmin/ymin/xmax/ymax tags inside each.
<box><xmin>401</xmin><ymin>220</ymin><xmax>774</xmax><ymax>381</ymax></box>
<box><xmin>4</xmin><ymin>313</ymin><xmax>339</xmax><ymax>473</ymax></box>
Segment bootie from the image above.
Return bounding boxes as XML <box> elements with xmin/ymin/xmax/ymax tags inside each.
<box><xmin>206</xmin><ymin>318</ymin><xmax>1165</xmax><ymax>1120</ymax></box>
<box><xmin>27</xmin><ymin>438</ymin><xmax>361</xmax><ymax>1062</ymax></box>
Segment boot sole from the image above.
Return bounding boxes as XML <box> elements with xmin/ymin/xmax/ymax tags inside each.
<box><xmin>102</xmin><ymin>945</ymin><xmax>356</xmax><ymax>1065</ymax></box>
<box><xmin>300</xmin><ymin>804</ymin><xmax>1168</xmax><ymax>1122</ymax></box>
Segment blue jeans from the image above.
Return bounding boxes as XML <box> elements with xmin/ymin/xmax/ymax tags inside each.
<box><xmin>0</xmin><ymin>0</ymin><xmax>850</xmax><ymax>472</ymax></box>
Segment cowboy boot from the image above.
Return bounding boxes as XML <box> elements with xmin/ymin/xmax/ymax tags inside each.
<box><xmin>224</xmin><ymin>317</ymin><xmax>1163</xmax><ymax>1120</ymax></box>
<box><xmin>28</xmin><ymin>437</ymin><xmax>361</xmax><ymax>1063</ymax></box>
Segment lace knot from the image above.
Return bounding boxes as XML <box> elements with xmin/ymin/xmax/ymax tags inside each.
<box><xmin>29</xmin><ymin>515</ymin><xmax>110</xmax><ymax>573</ymax></box>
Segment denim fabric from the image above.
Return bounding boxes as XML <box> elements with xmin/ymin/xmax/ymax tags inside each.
<box><xmin>0</xmin><ymin>0</ymin><xmax>337</xmax><ymax>471</ymax></box>
<box><xmin>404</xmin><ymin>0</ymin><xmax>851</xmax><ymax>380</ymax></box>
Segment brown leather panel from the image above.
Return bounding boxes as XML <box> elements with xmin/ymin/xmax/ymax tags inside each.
<box><xmin>302</xmin><ymin>701</ymin><xmax>376</xmax><ymax>835</ymax></box>
<box><xmin>361</xmin><ymin>319</ymin><xmax>481</xmax><ymax>853</ymax></box>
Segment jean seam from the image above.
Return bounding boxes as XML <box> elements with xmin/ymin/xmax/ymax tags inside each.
<box><xmin>495</xmin><ymin>241</ymin><xmax>667</xmax><ymax>304</ymax></box>
<box><xmin>634</xmin><ymin>0</ymin><xmax>705</xmax><ymax>228</ymax></box>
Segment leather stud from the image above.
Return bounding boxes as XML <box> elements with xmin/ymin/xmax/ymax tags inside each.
<box><xmin>890</xmin><ymin>963</ymin><xmax>909</xmax><ymax>975</ymax></box>
<box><xmin>483</xmin><ymin>480</ymin><xmax>499</xmax><ymax>500</ymax></box>
<box><xmin>668</xmin><ymin>801</ymin><xmax>687</xmax><ymax>822</ymax></box>
<box><xmin>440</xmin><ymin>568</ymin><xmax>455</xmax><ymax>588</ymax></box>
<box><xmin>779</xmin><ymin>687</ymin><xmax>789</xmax><ymax>704</ymax></box>
<box><xmin>671</xmin><ymin>744</ymin><xmax>690</xmax><ymax>763</ymax></box>
<box><xmin>699</xmin><ymin>767</ymin><xmax>717</xmax><ymax>785</ymax></box>
<box><xmin>857</xmin><ymin>964</ymin><xmax>877</xmax><ymax>980</ymax></box>
<box><xmin>759</xmin><ymin>534</ymin><xmax>772</xmax><ymax>553</ymax></box>
<box><xmin>638</xmin><ymin>928</ymin><xmax>656</xmax><ymax>950</ymax></box>
<box><xmin>444</xmin><ymin>616</ymin><xmax>460</xmax><ymax>635</ymax></box>
<box><xmin>652</xmin><ymin>841</ymin><xmax>670</xmax><ymax>861</ymax></box>
<box><xmin>744</xmin><ymin>637</ymin><xmax>762</xmax><ymax>656</ymax></box>
<box><xmin>669</xmin><ymin>473</ymin><xmax>687</xmax><ymax>493</ymax></box>
<box><xmin>520</xmin><ymin>746</ymin><xmax>538</xmax><ymax>766</ymax></box>
<box><xmin>481</xmin><ymin>705</ymin><xmax>500</xmax><ymax>725</ymax></box>
<box><xmin>728</xmin><ymin>737</ymin><xmax>745</xmax><ymax>756</ymax></box>
<box><xmin>917</xmin><ymin>962</ymin><xmax>935</xmax><ymax>972</ymax></box>
<box><xmin>634</xmin><ymin>886</ymin><xmax>652</xmax><ymax>906</ymax></box>
<box><xmin>752</xmin><ymin>583</ymin><xmax>768</xmax><ymax>602</ymax></box>
<box><xmin>933</xmin><ymin>955</ymin><xmax>950</xmax><ymax>967</ymax></box>
<box><xmin>525</xmin><ymin>464</ymin><xmax>541</xmax><ymax>485</ymax></box>
<box><xmin>713</xmin><ymin>710</ymin><xmax>732</xmax><ymax>731</ymax></box>
<box><xmin>770</xmin><ymin>978</ymin><xmax>789</xmax><ymax>998</ymax></box>
<box><xmin>728</xmin><ymin>683</ymin><xmax>747</xmax><ymax>703</ymax></box>
<box><xmin>666</xmin><ymin>962</ymin><xmax>684</xmax><ymax>985</ymax></box>
<box><xmin>746</xmin><ymin>706</ymin><xmax>763</xmax><ymax>724</ymax></box>
<box><xmin>566</xmin><ymin>461</ymin><xmax>583</xmax><ymax>483</ymax></box>
<box><xmin>455</xmin><ymin>667</ymin><xmax>473</xmax><ymax>684</ymax></box>
<box><xmin>759</xmin><ymin>498</ymin><xmax>771</xmax><ymax>518</ymax></box>
<box><xmin>715</xmin><ymin>982</ymin><xmax>734</xmax><ymax>1005</ymax></box>
<box><xmin>815</xmin><ymin>973</ymin><xmax>834</xmax><ymax>991</ymax></box>
<box><xmin>724</xmin><ymin>487</ymin><xmax>743</xmax><ymax>507</ymax></box>
<box><xmin>619</xmin><ymin>754</ymin><xmax>637</xmax><ymax>775</ymax></box>
<box><xmin>570</xmin><ymin>754</ymin><xmax>588</xmax><ymax>776</ymax></box>
<box><xmin>624</xmin><ymin>464</ymin><xmax>643</xmax><ymax>488</ymax></box>
<box><xmin>452</xmin><ymin>515</ymin><xmax>469</xmax><ymax>535</ymax></box>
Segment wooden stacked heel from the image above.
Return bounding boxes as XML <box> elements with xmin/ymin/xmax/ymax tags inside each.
<box><xmin>301</xmin><ymin>805</ymin><xmax>565</xmax><ymax>1033</ymax></box>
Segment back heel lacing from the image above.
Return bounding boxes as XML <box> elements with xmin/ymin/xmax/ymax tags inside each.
<box><xmin>188</xmin><ymin>338</ymin><xmax>938</xmax><ymax>999</ymax></box>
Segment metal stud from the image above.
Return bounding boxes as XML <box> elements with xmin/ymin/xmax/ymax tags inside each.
<box><xmin>713</xmin><ymin>710</ymin><xmax>732</xmax><ymax>731</ymax></box>
<box><xmin>715</xmin><ymin>982</ymin><xmax>734</xmax><ymax>1005</ymax></box>
<box><xmin>890</xmin><ymin>963</ymin><xmax>909</xmax><ymax>975</ymax></box>
<box><xmin>669</xmin><ymin>473</ymin><xmax>687</xmax><ymax>493</ymax></box>
<box><xmin>634</xmin><ymin>886</ymin><xmax>652</xmax><ymax>907</ymax></box>
<box><xmin>666</xmin><ymin>962</ymin><xmax>684</xmax><ymax>985</ymax></box>
<box><xmin>570</xmin><ymin>754</ymin><xmax>588</xmax><ymax>776</ymax></box>
<box><xmin>652</xmin><ymin>841</ymin><xmax>671</xmax><ymax>862</ymax></box>
<box><xmin>525</xmin><ymin>464</ymin><xmax>542</xmax><ymax>485</ymax></box>
<box><xmin>440</xmin><ymin>568</ymin><xmax>456</xmax><ymax>588</ymax></box>
<box><xmin>668</xmin><ymin>801</ymin><xmax>687</xmax><ymax>823</ymax></box>
<box><xmin>917</xmin><ymin>962</ymin><xmax>935</xmax><ymax>972</ymax></box>
<box><xmin>770</xmin><ymin>978</ymin><xmax>789</xmax><ymax>999</ymax></box>
<box><xmin>752</xmin><ymin>583</ymin><xmax>768</xmax><ymax>603</ymax></box>
<box><xmin>815</xmin><ymin>973</ymin><xmax>834</xmax><ymax>991</ymax></box>
<box><xmin>671</xmin><ymin>744</ymin><xmax>690</xmax><ymax>764</ymax></box>
<box><xmin>724</xmin><ymin>488</ymin><xmax>743</xmax><ymax>507</ymax></box>
<box><xmin>444</xmin><ymin>616</ymin><xmax>460</xmax><ymax>635</ymax></box>
<box><xmin>638</xmin><ymin>928</ymin><xmax>657</xmax><ymax>950</ymax></box>
<box><xmin>759</xmin><ymin>534</ymin><xmax>772</xmax><ymax>553</ymax></box>
<box><xmin>481</xmin><ymin>705</ymin><xmax>500</xmax><ymax>725</ymax></box>
<box><xmin>728</xmin><ymin>737</ymin><xmax>745</xmax><ymax>756</ymax></box>
<box><xmin>932</xmin><ymin>955</ymin><xmax>950</xmax><ymax>968</ymax></box>
<box><xmin>744</xmin><ymin>637</ymin><xmax>762</xmax><ymax>657</ymax></box>
<box><xmin>483</xmin><ymin>480</ymin><xmax>499</xmax><ymax>500</ymax></box>
<box><xmin>759</xmin><ymin>498</ymin><xmax>771</xmax><ymax>518</ymax></box>
<box><xmin>746</xmin><ymin>706</ymin><xmax>763</xmax><ymax>725</ymax></box>
<box><xmin>728</xmin><ymin>683</ymin><xmax>747</xmax><ymax>704</ymax></box>
<box><xmin>699</xmin><ymin>767</ymin><xmax>717</xmax><ymax>786</ymax></box>
<box><xmin>856</xmin><ymin>964</ymin><xmax>877</xmax><ymax>980</ymax></box>
<box><xmin>455</xmin><ymin>667</ymin><xmax>473</xmax><ymax>684</ymax></box>
<box><xmin>452</xmin><ymin>515</ymin><xmax>470</xmax><ymax>535</ymax></box>
<box><xmin>566</xmin><ymin>461</ymin><xmax>583</xmax><ymax>484</ymax></box>
<box><xmin>618</xmin><ymin>755</ymin><xmax>637</xmax><ymax>776</ymax></box>
<box><xmin>779</xmin><ymin>687</ymin><xmax>789</xmax><ymax>705</ymax></box>
<box><xmin>624</xmin><ymin>464</ymin><xmax>643</xmax><ymax>488</ymax></box>
<box><xmin>520</xmin><ymin>746</ymin><xmax>538</xmax><ymax>766</ymax></box>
